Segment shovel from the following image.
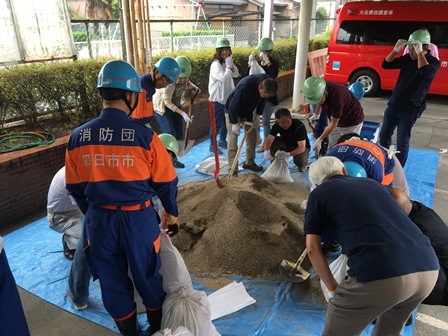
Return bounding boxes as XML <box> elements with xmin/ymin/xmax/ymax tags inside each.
<box><xmin>177</xmin><ymin>89</ymin><xmax>199</xmax><ymax>158</ymax></box>
<box><xmin>279</xmin><ymin>248</ymin><xmax>310</xmax><ymax>283</ymax></box>
<box><xmin>228</xmin><ymin>121</ymin><xmax>253</xmax><ymax>179</ymax></box>
<box><xmin>208</xmin><ymin>100</ymin><xmax>224</xmax><ymax>188</ymax></box>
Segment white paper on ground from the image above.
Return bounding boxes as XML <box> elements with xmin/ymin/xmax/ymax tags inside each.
<box><xmin>207</xmin><ymin>281</ymin><xmax>256</xmax><ymax>321</ymax></box>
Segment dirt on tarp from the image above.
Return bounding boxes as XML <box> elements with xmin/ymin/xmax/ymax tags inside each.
<box><xmin>173</xmin><ymin>173</ymin><xmax>311</xmax><ymax>282</ymax></box>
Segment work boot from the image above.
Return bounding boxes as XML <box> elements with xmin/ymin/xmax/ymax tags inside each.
<box><xmin>173</xmin><ymin>159</ymin><xmax>185</xmax><ymax>169</ymax></box>
<box><xmin>218</xmin><ymin>140</ymin><xmax>228</xmax><ymax>149</ymax></box>
<box><xmin>209</xmin><ymin>145</ymin><xmax>223</xmax><ymax>155</ymax></box>
<box><xmin>115</xmin><ymin>311</ymin><xmax>137</xmax><ymax>336</ymax></box>
<box><xmin>62</xmin><ymin>234</ymin><xmax>76</xmax><ymax>261</ymax></box>
<box><xmin>147</xmin><ymin>308</ymin><xmax>163</xmax><ymax>335</ymax></box>
<box><xmin>242</xmin><ymin>162</ymin><xmax>263</xmax><ymax>172</ymax></box>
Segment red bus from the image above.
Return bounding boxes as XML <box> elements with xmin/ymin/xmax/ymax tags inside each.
<box><xmin>324</xmin><ymin>1</ymin><xmax>448</xmax><ymax>96</ymax></box>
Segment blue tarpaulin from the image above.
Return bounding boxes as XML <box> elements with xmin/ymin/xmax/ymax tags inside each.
<box><xmin>4</xmin><ymin>134</ymin><xmax>439</xmax><ymax>335</ymax></box>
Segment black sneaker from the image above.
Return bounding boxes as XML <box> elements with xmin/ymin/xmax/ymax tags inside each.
<box><xmin>173</xmin><ymin>159</ymin><xmax>185</xmax><ymax>169</ymax></box>
<box><xmin>242</xmin><ymin>163</ymin><xmax>263</xmax><ymax>172</ymax></box>
<box><xmin>62</xmin><ymin>234</ymin><xmax>76</xmax><ymax>261</ymax></box>
<box><xmin>321</xmin><ymin>242</ymin><xmax>341</xmax><ymax>253</ymax></box>
<box><xmin>218</xmin><ymin>140</ymin><xmax>228</xmax><ymax>149</ymax></box>
<box><xmin>209</xmin><ymin>146</ymin><xmax>223</xmax><ymax>155</ymax></box>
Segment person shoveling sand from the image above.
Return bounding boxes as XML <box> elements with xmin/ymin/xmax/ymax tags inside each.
<box><xmin>173</xmin><ymin>173</ymin><xmax>310</xmax><ymax>281</ymax></box>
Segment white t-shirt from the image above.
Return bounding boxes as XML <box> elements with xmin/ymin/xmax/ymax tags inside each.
<box><xmin>47</xmin><ymin>167</ymin><xmax>78</xmax><ymax>212</ymax></box>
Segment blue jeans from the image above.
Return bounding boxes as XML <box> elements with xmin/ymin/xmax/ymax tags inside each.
<box><xmin>256</xmin><ymin>101</ymin><xmax>276</xmax><ymax>141</ymax></box>
<box><xmin>69</xmin><ymin>217</ymin><xmax>91</xmax><ymax>307</ymax></box>
<box><xmin>209</xmin><ymin>102</ymin><xmax>227</xmax><ymax>147</ymax></box>
<box><xmin>379</xmin><ymin>106</ymin><xmax>419</xmax><ymax>167</ymax></box>
<box><xmin>155</xmin><ymin>108</ymin><xmax>185</xmax><ymax>140</ymax></box>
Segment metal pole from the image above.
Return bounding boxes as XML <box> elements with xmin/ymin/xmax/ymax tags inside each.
<box><xmin>170</xmin><ymin>21</ymin><xmax>174</xmax><ymax>53</ymax></box>
<box><xmin>292</xmin><ymin>0</ymin><xmax>313</xmax><ymax>113</ymax></box>
<box><xmin>263</xmin><ymin>0</ymin><xmax>274</xmax><ymax>38</ymax></box>
<box><xmin>85</xmin><ymin>22</ymin><xmax>93</xmax><ymax>58</ymax></box>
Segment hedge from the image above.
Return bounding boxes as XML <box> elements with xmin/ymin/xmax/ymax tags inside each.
<box><xmin>0</xmin><ymin>37</ymin><xmax>328</xmax><ymax>129</ymax></box>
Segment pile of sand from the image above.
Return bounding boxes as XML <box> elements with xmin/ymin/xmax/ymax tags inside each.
<box><xmin>173</xmin><ymin>173</ymin><xmax>311</xmax><ymax>281</ymax></box>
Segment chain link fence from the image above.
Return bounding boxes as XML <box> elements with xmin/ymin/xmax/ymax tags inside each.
<box><xmin>71</xmin><ymin>18</ymin><xmax>334</xmax><ymax>60</ymax></box>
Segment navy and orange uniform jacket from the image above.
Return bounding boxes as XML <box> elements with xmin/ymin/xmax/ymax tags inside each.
<box><xmin>131</xmin><ymin>73</ymin><xmax>156</xmax><ymax>125</ymax></box>
<box><xmin>327</xmin><ymin>139</ymin><xmax>395</xmax><ymax>187</ymax></box>
<box><xmin>65</xmin><ymin>108</ymin><xmax>178</xmax><ymax>216</ymax></box>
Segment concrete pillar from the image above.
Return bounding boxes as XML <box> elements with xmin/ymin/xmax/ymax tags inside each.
<box><xmin>263</xmin><ymin>0</ymin><xmax>274</xmax><ymax>38</ymax></box>
<box><xmin>292</xmin><ymin>0</ymin><xmax>313</xmax><ymax>113</ymax></box>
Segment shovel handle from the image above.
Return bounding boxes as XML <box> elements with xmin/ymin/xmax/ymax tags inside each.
<box><xmin>290</xmin><ymin>248</ymin><xmax>308</xmax><ymax>274</ymax></box>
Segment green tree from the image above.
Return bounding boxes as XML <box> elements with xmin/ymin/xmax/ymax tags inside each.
<box><xmin>316</xmin><ymin>7</ymin><xmax>328</xmax><ymax>20</ymax></box>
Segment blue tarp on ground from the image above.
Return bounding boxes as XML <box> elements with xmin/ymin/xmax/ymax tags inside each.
<box><xmin>4</xmin><ymin>135</ymin><xmax>439</xmax><ymax>335</ymax></box>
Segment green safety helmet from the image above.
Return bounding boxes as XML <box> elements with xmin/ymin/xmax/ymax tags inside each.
<box><xmin>97</xmin><ymin>60</ymin><xmax>142</xmax><ymax>93</ymax></box>
<box><xmin>154</xmin><ymin>57</ymin><xmax>180</xmax><ymax>84</ymax></box>
<box><xmin>406</xmin><ymin>29</ymin><xmax>431</xmax><ymax>45</ymax></box>
<box><xmin>175</xmin><ymin>56</ymin><xmax>192</xmax><ymax>78</ymax></box>
<box><xmin>303</xmin><ymin>77</ymin><xmax>326</xmax><ymax>105</ymax></box>
<box><xmin>159</xmin><ymin>133</ymin><xmax>179</xmax><ymax>157</ymax></box>
<box><xmin>216</xmin><ymin>37</ymin><xmax>231</xmax><ymax>49</ymax></box>
<box><xmin>256</xmin><ymin>37</ymin><xmax>274</xmax><ymax>51</ymax></box>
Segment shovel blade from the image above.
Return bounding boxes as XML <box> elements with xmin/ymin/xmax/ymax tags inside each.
<box><xmin>279</xmin><ymin>259</ymin><xmax>310</xmax><ymax>283</ymax></box>
<box><xmin>177</xmin><ymin>138</ymin><xmax>195</xmax><ymax>158</ymax></box>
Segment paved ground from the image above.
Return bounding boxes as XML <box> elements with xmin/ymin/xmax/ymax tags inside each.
<box><xmin>2</xmin><ymin>90</ymin><xmax>448</xmax><ymax>336</ymax></box>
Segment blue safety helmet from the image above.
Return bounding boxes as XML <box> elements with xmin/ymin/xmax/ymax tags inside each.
<box><xmin>97</xmin><ymin>60</ymin><xmax>142</xmax><ymax>93</ymax></box>
<box><xmin>343</xmin><ymin>161</ymin><xmax>367</xmax><ymax>178</ymax></box>
<box><xmin>348</xmin><ymin>82</ymin><xmax>365</xmax><ymax>102</ymax></box>
<box><xmin>154</xmin><ymin>57</ymin><xmax>180</xmax><ymax>84</ymax></box>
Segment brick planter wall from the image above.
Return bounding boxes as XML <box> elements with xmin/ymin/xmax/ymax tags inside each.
<box><xmin>0</xmin><ymin>70</ymin><xmax>297</xmax><ymax>226</ymax></box>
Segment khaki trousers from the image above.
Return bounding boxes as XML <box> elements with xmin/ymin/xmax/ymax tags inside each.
<box><xmin>225</xmin><ymin>113</ymin><xmax>257</xmax><ymax>167</ymax></box>
<box><xmin>327</xmin><ymin>122</ymin><xmax>363</xmax><ymax>150</ymax></box>
<box><xmin>323</xmin><ymin>270</ymin><xmax>438</xmax><ymax>336</ymax></box>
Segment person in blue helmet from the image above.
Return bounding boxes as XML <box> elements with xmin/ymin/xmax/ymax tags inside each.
<box><xmin>132</xmin><ymin>57</ymin><xmax>180</xmax><ymax>127</ymax></box>
<box><xmin>65</xmin><ymin>60</ymin><xmax>179</xmax><ymax>335</ymax></box>
<box><xmin>0</xmin><ymin>235</ymin><xmax>30</xmax><ymax>336</ymax></box>
<box><xmin>305</xmin><ymin>156</ymin><xmax>438</xmax><ymax>335</ymax></box>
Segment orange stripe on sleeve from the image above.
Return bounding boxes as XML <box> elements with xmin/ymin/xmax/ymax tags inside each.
<box><xmin>149</xmin><ymin>134</ymin><xmax>178</xmax><ymax>183</ymax></box>
<box><xmin>383</xmin><ymin>172</ymin><xmax>394</xmax><ymax>187</ymax></box>
<box><xmin>132</xmin><ymin>91</ymin><xmax>153</xmax><ymax>120</ymax></box>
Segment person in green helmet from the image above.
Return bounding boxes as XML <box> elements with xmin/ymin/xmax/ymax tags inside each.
<box><xmin>208</xmin><ymin>37</ymin><xmax>240</xmax><ymax>154</ymax></box>
<box><xmin>132</xmin><ymin>56</ymin><xmax>180</xmax><ymax>127</ymax></box>
<box><xmin>304</xmin><ymin>76</ymin><xmax>364</xmax><ymax>154</ymax></box>
<box><xmin>153</xmin><ymin>56</ymin><xmax>200</xmax><ymax>168</ymax></box>
<box><xmin>247</xmin><ymin>37</ymin><xmax>280</xmax><ymax>153</ymax></box>
<box><xmin>379</xmin><ymin>28</ymin><xmax>440</xmax><ymax>167</ymax></box>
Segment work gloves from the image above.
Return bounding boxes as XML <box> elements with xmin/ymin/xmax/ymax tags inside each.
<box><xmin>248</xmin><ymin>51</ymin><xmax>255</xmax><ymax>65</ymax></box>
<box><xmin>394</xmin><ymin>39</ymin><xmax>407</xmax><ymax>53</ymax></box>
<box><xmin>225</xmin><ymin>55</ymin><xmax>234</xmax><ymax>68</ymax></box>
<box><xmin>180</xmin><ymin>111</ymin><xmax>191</xmax><ymax>123</ymax></box>
<box><xmin>309</xmin><ymin>114</ymin><xmax>320</xmax><ymax>123</ymax></box>
<box><xmin>259</xmin><ymin>52</ymin><xmax>270</xmax><ymax>64</ymax></box>
<box><xmin>411</xmin><ymin>40</ymin><xmax>423</xmax><ymax>54</ymax></box>
<box><xmin>276</xmin><ymin>150</ymin><xmax>290</xmax><ymax>160</ymax></box>
<box><xmin>264</xmin><ymin>150</ymin><xmax>273</xmax><ymax>161</ymax></box>
<box><xmin>231</xmin><ymin>123</ymin><xmax>240</xmax><ymax>136</ymax></box>
<box><xmin>162</xmin><ymin>212</ymin><xmax>180</xmax><ymax>237</ymax></box>
<box><xmin>312</xmin><ymin>138</ymin><xmax>322</xmax><ymax>152</ymax></box>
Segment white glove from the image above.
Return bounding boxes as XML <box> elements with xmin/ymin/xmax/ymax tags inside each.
<box><xmin>264</xmin><ymin>150</ymin><xmax>273</xmax><ymax>161</ymax></box>
<box><xmin>309</xmin><ymin>114</ymin><xmax>320</xmax><ymax>123</ymax></box>
<box><xmin>248</xmin><ymin>51</ymin><xmax>255</xmax><ymax>65</ymax></box>
<box><xmin>225</xmin><ymin>55</ymin><xmax>233</xmax><ymax>68</ymax></box>
<box><xmin>275</xmin><ymin>150</ymin><xmax>290</xmax><ymax>160</ymax></box>
<box><xmin>231</xmin><ymin>123</ymin><xmax>240</xmax><ymax>135</ymax></box>
<box><xmin>394</xmin><ymin>39</ymin><xmax>407</xmax><ymax>53</ymax></box>
<box><xmin>411</xmin><ymin>40</ymin><xmax>423</xmax><ymax>54</ymax></box>
<box><xmin>180</xmin><ymin>112</ymin><xmax>191</xmax><ymax>123</ymax></box>
<box><xmin>259</xmin><ymin>52</ymin><xmax>270</xmax><ymax>64</ymax></box>
<box><xmin>327</xmin><ymin>289</ymin><xmax>335</xmax><ymax>300</ymax></box>
<box><xmin>312</xmin><ymin>138</ymin><xmax>322</xmax><ymax>152</ymax></box>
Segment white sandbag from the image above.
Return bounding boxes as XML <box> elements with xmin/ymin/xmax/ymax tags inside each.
<box><xmin>196</xmin><ymin>157</ymin><xmax>239</xmax><ymax>176</ymax></box>
<box><xmin>152</xmin><ymin>326</ymin><xmax>194</xmax><ymax>336</ymax></box>
<box><xmin>320</xmin><ymin>253</ymin><xmax>349</xmax><ymax>303</ymax></box>
<box><xmin>161</xmin><ymin>287</ymin><xmax>220</xmax><ymax>336</ymax></box>
<box><xmin>159</xmin><ymin>232</ymin><xmax>193</xmax><ymax>294</ymax></box>
<box><xmin>261</xmin><ymin>151</ymin><xmax>294</xmax><ymax>183</ymax></box>
<box><xmin>249</xmin><ymin>60</ymin><xmax>265</xmax><ymax>75</ymax></box>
